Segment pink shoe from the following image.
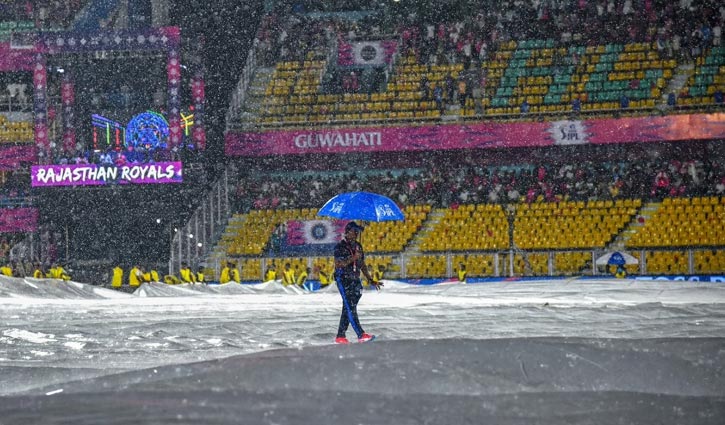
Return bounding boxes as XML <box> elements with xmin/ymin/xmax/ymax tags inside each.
<box><xmin>358</xmin><ymin>333</ymin><xmax>375</xmax><ymax>343</ymax></box>
<box><xmin>334</xmin><ymin>336</ymin><xmax>350</xmax><ymax>344</ymax></box>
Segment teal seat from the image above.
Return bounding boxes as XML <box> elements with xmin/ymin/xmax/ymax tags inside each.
<box><xmin>554</xmin><ymin>74</ymin><xmax>571</xmax><ymax>84</ymax></box>
<box><xmin>544</xmin><ymin>94</ymin><xmax>561</xmax><ymax>105</ymax></box>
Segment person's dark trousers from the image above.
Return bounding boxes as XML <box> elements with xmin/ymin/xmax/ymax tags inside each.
<box><xmin>336</xmin><ymin>276</ymin><xmax>364</xmax><ymax>338</ymax></box>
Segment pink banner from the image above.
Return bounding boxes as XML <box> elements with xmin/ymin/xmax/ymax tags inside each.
<box><xmin>225</xmin><ymin>113</ymin><xmax>725</xmax><ymax>157</ymax></box>
<box><xmin>31</xmin><ymin>162</ymin><xmax>184</xmax><ymax>187</ymax></box>
<box><xmin>0</xmin><ymin>42</ymin><xmax>35</xmax><ymax>71</ymax></box>
<box><xmin>0</xmin><ymin>207</ymin><xmax>38</xmax><ymax>233</ymax></box>
<box><xmin>0</xmin><ymin>145</ymin><xmax>37</xmax><ymax>170</ymax></box>
<box><xmin>338</xmin><ymin>40</ymin><xmax>398</xmax><ymax>66</ymax></box>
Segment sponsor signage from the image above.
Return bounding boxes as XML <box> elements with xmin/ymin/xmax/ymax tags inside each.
<box><xmin>225</xmin><ymin>113</ymin><xmax>725</xmax><ymax>157</ymax></box>
<box><xmin>634</xmin><ymin>275</ymin><xmax>725</xmax><ymax>282</ymax></box>
<box><xmin>31</xmin><ymin>161</ymin><xmax>183</xmax><ymax>187</ymax></box>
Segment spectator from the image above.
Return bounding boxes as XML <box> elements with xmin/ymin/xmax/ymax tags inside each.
<box><xmin>419</xmin><ymin>75</ymin><xmax>430</xmax><ymax>100</ymax></box>
<box><xmin>433</xmin><ymin>84</ymin><xmax>444</xmax><ymax>113</ymax></box>
<box><xmin>572</xmin><ymin>97</ymin><xmax>581</xmax><ymax>113</ymax></box>
<box><xmin>457</xmin><ymin>78</ymin><xmax>467</xmax><ymax>108</ymax></box>
<box><xmin>667</xmin><ymin>92</ymin><xmax>677</xmax><ymax>107</ymax></box>
<box><xmin>445</xmin><ymin>72</ymin><xmax>455</xmax><ymax>103</ymax></box>
<box><xmin>520</xmin><ymin>99</ymin><xmax>530</xmax><ymax>114</ymax></box>
<box><xmin>620</xmin><ymin>94</ymin><xmax>630</xmax><ymax>109</ymax></box>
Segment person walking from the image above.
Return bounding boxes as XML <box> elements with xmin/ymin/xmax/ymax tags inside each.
<box><xmin>333</xmin><ymin>221</ymin><xmax>382</xmax><ymax>344</ymax></box>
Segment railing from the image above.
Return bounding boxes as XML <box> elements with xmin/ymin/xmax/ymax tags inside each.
<box><xmin>234</xmin><ymin>101</ymin><xmax>724</xmax><ymax>132</ymax></box>
<box><xmin>208</xmin><ymin>247</ymin><xmax>725</xmax><ymax>281</ymax></box>
<box><xmin>0</xmin><ymin>98</ymin><xmax>33</xmax><ymax>113</ymax></box>
<box><xmin>169</xmin><ymin>167</ymin><xmax>230</xmax><ymax>275</ymax></box>
<box><xmin>225</xmin><ymin>45</ymin><xmax>258</xmax><ymax>129</ymax></box>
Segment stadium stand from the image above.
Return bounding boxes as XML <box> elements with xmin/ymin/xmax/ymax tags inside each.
<box><xmin>237</xmin><ymin>0</ymin><xmax>723</xmax><ymax>130</ymax></box>
<box><xmin>212</xmin><ymin>136</ymin><xmax>722</xmax><ymax>280</ymax></box>
<box><xmin>0</xmin><ymin>113</ymin><xmax>32</xmax><ymax>143</ymax></box>
<box><xmin>209</xmin><ymin>0</ymin><xmax>724</xmax><ymax>281</ymax></box>
<box><xmin>679</xmin><ymin>46</ymin><xmax>725</xmax><ymax>106</ymax></box>
<box><xmin>513</xmin><ymin>199</ymin><xmax>640</xmax><ymax>250</ymax></box>
<box><xmin>627</xmin><ymin>196</ymin><xmax>724</xmax><ymax>248</ymax></box>
<box><xmin>1</xmin><ymin>0</ymin><xmax>722</xmax><ymax>281</ymax></box>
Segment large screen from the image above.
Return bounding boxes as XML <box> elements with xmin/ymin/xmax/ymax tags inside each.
<box><xmin>31</xmin><ymin>161</ymin><xmax>183</xmax><ymax>187</ymax></box>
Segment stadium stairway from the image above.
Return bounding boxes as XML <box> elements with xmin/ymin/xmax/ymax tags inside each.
<box><xmin>441</xmin><ymin>68</ymin><xmax>480</xmax><ymax>122</ymax></box>
<box><xmin>405</xmin><ymin>208</ymin><xmax>447</xmax><ymax>254</ymax></box>
<box><xmin>659</xmin><ymin>63</ymin><xmax>694</xmax><ymax>108</ymax></box>
<box><xmin>72</xmin><ymin>0</ymin><xmax>122</xmax><ymax>31</ymax></box>
<box><xmin>608</xmin><ymin>201</ymin><xmax>659</xmax><ymax>250</ymax></box>
<box><xmin>441</xmin><ymin>105</ymin><xmax>461</xmax><ymax>121</ymax></box>
<box><xmin>240</xmin><ymin>67</ymin><xmax>275</xmax><ymax>128</ymax></box>
<box><xmin>387</xmin><ymin>209</ymin><xmax>448</xmax><ymax>280</ymax></box>
<box><xmin>208</xmin><ymin>214</ymin><xmax>248</xmax><ymax>265</ymax></box>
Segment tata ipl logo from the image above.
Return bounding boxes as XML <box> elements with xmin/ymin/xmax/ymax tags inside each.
<box><xmin>549</xmin><ymin>120</ymin><xmax>589</xmax><ymax>145</ymax></box>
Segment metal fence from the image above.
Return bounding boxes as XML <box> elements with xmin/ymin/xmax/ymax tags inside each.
<box><xmin>169</xmin><ymin>168</ymin><xmax>230</xmax><ymax>275</ymax></box>
<box><xmin>203</xmin><ymin>247</ymin><xmax>724</xmax><ymax>282</ymax></box>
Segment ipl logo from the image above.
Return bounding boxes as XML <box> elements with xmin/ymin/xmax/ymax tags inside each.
<box><xmin>549</xmin><ymin>120</ymin><xmax>589</xmax><ymax>145</ymax></box>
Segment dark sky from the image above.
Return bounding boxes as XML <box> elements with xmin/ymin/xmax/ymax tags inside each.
<box><xmin>169</xmin><ymin>1</ymin><xmax>264</xmax><ymax>162</ymax></box>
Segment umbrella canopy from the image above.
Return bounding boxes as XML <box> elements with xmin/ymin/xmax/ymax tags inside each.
<box><xmin>317</xmin><ymin>191</ymin><xmax>405</xmax><ymax>222</ymax></box>
<box><xmin>595</xmin><ymin>251</ymin><xmax>639</xmax><ymax>266</ymax></box>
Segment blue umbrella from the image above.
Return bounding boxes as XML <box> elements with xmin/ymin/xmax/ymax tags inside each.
<box><xmin>595</xmin><ymin>251</ymin><xmax>639</xmax><ymax>266</ymax></box>
<box><xmin>317</xmin><ymin>191</ymin><xmax>405</xmax><ymax>222</ymax></box>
